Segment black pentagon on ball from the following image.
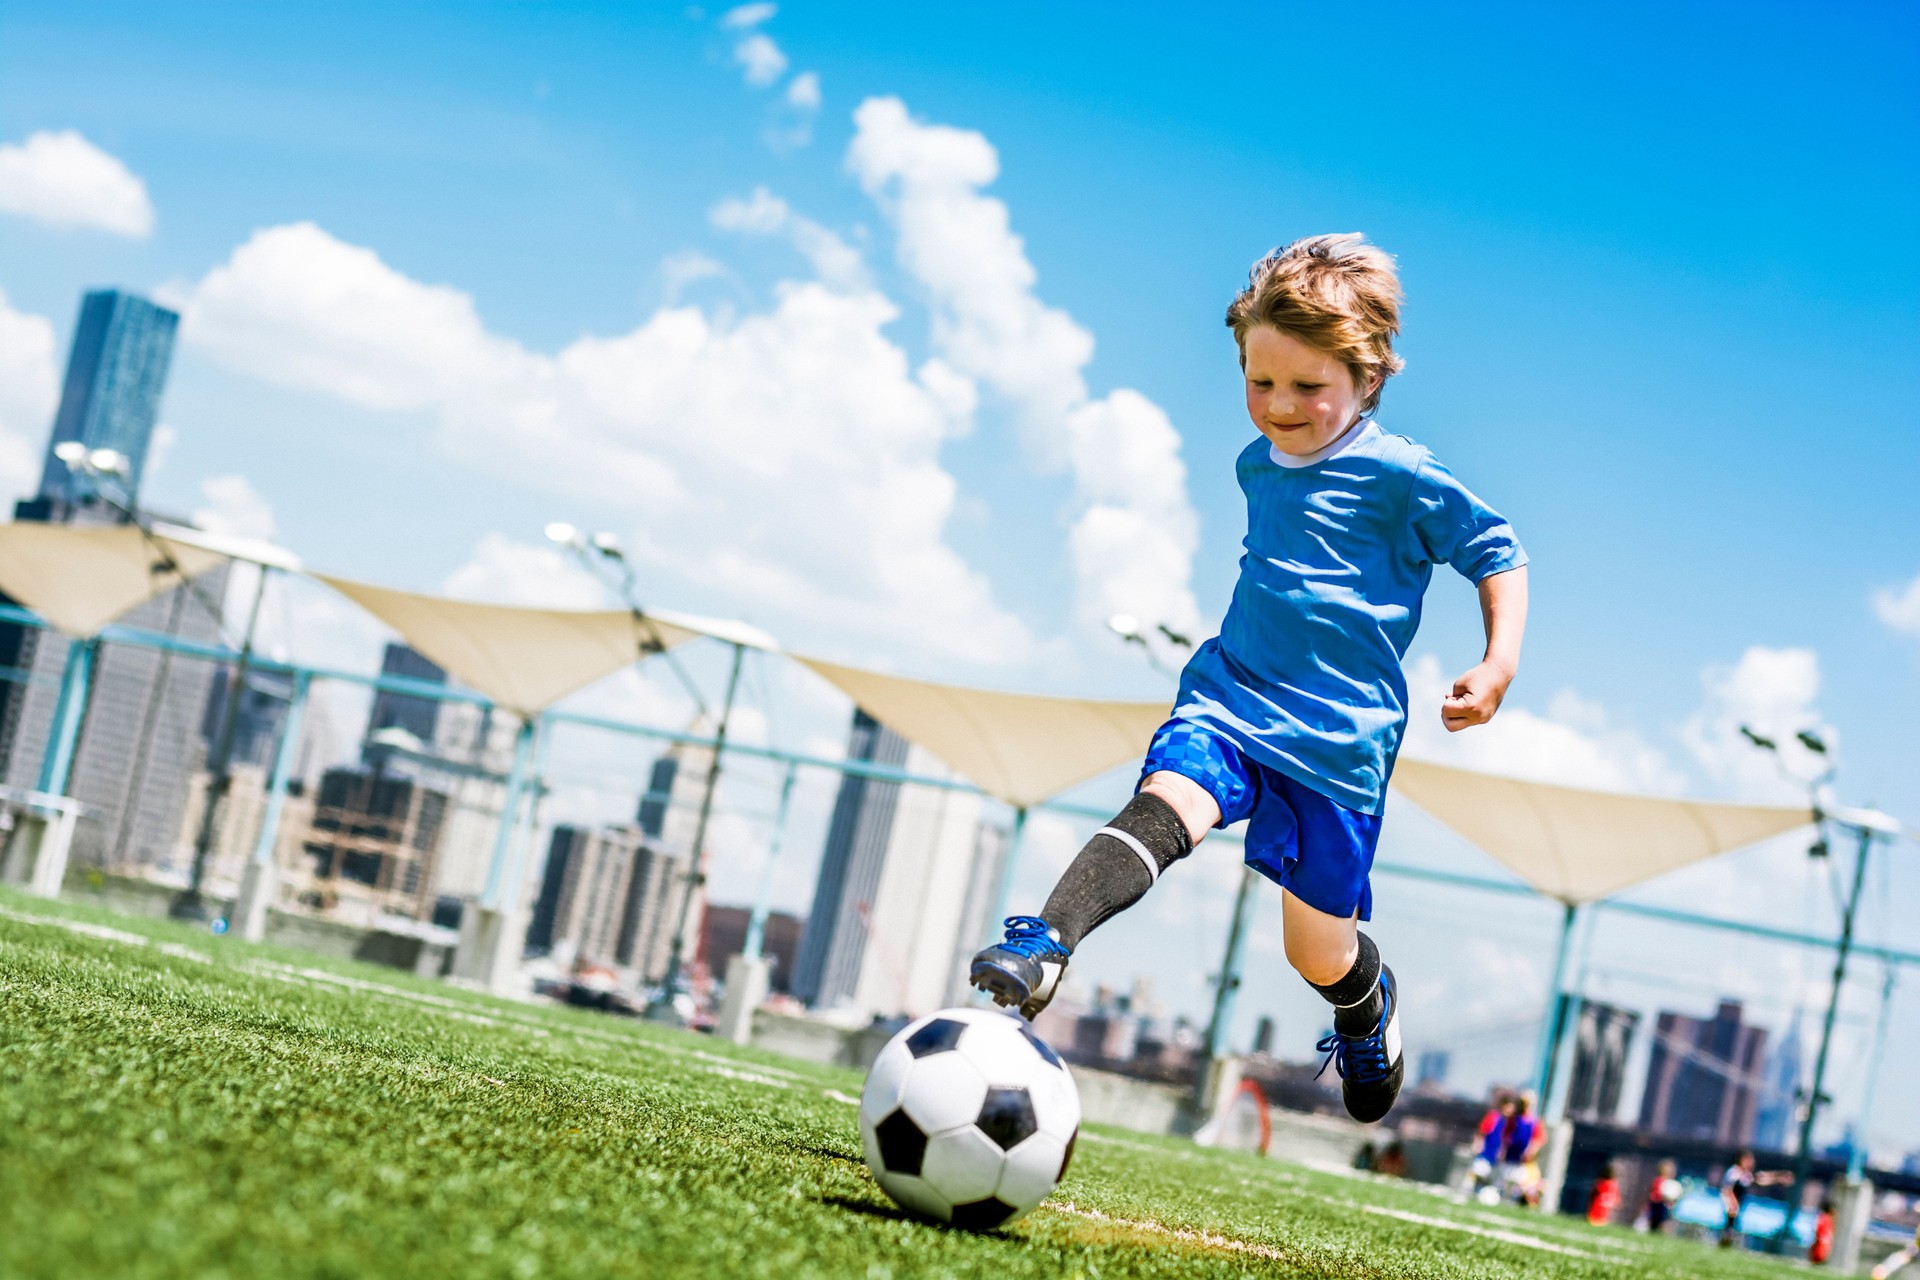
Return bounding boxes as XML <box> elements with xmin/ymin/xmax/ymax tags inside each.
<box><xmin>975</xmin><ymin>1085</ymin><xmax>1038</xmax><ymax>1151</ymax></box>
<box><xmin>874</xmin><ymin>1108</ymin><xmax>928</xmax><ymax>1176</ymax></box>
<box><xmin>1016</xmin><ymin>1021</ymin><xmax>1064</xmax><ymax>1070</ymax></box>
<box><xmin>1058</xmin><ymin>1128</ymin><xmax>1077</xmax><ymax>1180</ymax></box>
<box><xmin>948</xmin><ymin>1196</ymin><xmax>1019</xmax><ymax>1232</ymax></box>
<box><xmin>905</xmin><ymin>1017</ymin><xmax>967</xmax><ymax>1058</ymax></box>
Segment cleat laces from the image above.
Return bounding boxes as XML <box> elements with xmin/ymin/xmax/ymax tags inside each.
<box><xmin>993</xmin><ymin>916</ymin><xmax>1070</xmax><ymax>960</ymax></box>
<box><xmin>1314</xmin><ymin>990</ymin><xmax>1394</xmax><ymax>1086</ymax></box>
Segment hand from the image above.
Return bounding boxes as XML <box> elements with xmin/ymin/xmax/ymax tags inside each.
<box><xmin>1442</xmin><ymin>660</ymin><xmax>1512</xmax><ymax>732</ymax></box>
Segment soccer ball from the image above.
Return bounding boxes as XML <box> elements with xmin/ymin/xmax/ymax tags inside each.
<box><xmin>860</xmin><ymin>1007</ymin><xmax>1080</xmax><ymax>1230</ymax></box>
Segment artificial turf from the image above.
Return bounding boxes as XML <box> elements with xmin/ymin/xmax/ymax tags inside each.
<box><xmin>0</xmin><ymin>886</ymin><xmax>1805</xmax><ymax>1280</ymax></box>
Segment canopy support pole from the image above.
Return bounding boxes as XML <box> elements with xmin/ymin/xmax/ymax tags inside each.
<box><xmin>1780</xmin><ymin>819</ymin><xmax>1877</xmax><ymax>1239</ymax></box>
<box><xmin>174</xmin><ymin>564</ymin><xmax>272</xmax><ymax>922</ymax></box>
<box><xmin>654</xmin><ymin>641</ymin><xmax>746</xmax><ymax>1018</ymax></box>
<box><xmin>455</xmin><ymin>715</ymin><xmax>539</xmax><ymax>992</ymax></box>
<box><xmin>743</xmin><ymin>758</ymin><xmax>799</xmax><ymax>964</ymax></box>
<box><xmin>234</xmin><ymin>669</ymin><xmax>310</xmax><ymax>942</ymax></box>
<box><xmin>1849</xmin><ymin>963</ymin><xmax>1897</xmax><ymax>1181</ymax></box>
<box><xmin>36</xmin><ymin>636</ymin><xmax>98</xmax><ymax>797</ymax></box>
<box><xmin>1533</xmin><ymin>901</ymin><xmax>1579</xmax><ymax>1103</ymax></box>
<box><xmin>1196</xmin><ymin>864</ymin><xmax>1259</xmax><ymax>1108</ymax></box>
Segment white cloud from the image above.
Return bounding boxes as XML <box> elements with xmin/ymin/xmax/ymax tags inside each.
<box><xmin>733</xmin><ymin>33</ymin><xmax>788</xmax><ymax>87</ymax></box>
<box><xmin>145</xmin><ymin>424</ymin><xmax>179</xmax><ymax>478</ymax></box>
<box><xmin>660</xmin><ymin>250</ymin><xmax>729</xmax><ymax>304</ymax></box>
<box><xmin>786</xmin><ymin>70</ymin><xmax>821</xmax><ymax>110</ymax></box>
<box><xmin>710</xmin><ymin>186</ymin><xmax>867</xmax><ymax>291</ymax></box>
<box><xmin>721</xmin><ymin>2</ymin><xmax>776</xmax><ymax>28</ymax></box>
<box><xmin>442</xmin><ymin>533</ymin><xmax>610</xmax><ymax>610</ymax></box>
<box><xmin>194</xmin><ymin>474</ymin><xmax>278</xmax><ymax>540</ymax></box>
<box><xmin>0</xmin><ymin>130</ymin><xmax>154</xmax><ymax>237</ymax></box>
<box><xmin>846</xmin><ymin>97</ymin><xmax>1202</xmax><ymax>636</ymax></box>
<box><xmin>1873</xmin><ymin>572</ymin><xmax>1920</xmax><ymax>640</ymax></box>
<box><xmin>183</xmin><ymin>221</ymin><xmax>1030</xmax><ymax>665</ymax></box>
<box><xmin>1682</xmin><ymin>646</ymin><xmax>1836</xmax><ymax>802</ymax></box>
<box><xmin>1400</xmin><ymin>653</ymin><xmax>1682</xmax><ymax>793</ymax></box>
<box><xmin>0</xmin><ymin>287</ymin><xmax>56</xmax><ymax>503</ymax></box>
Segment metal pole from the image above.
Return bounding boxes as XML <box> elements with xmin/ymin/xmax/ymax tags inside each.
<box><xmin>1545</xmin><ymin>908</ymin><xmax>1599</xmax><ymax>1123</ymax></box>
<box><xmin>250</xmin><ymin>670</ymin><xmax>310</xmax><ymax>868</ymax></box>
<box><xmin>1533</xmin><ymin>901</ymin><xmax>1579</xmax><ymax>1101</ymax></box>
<box><xmin>1780</xmin><ymin>821</ymin><xmax>1875</xmax><ymax>1239</ymax></box>
<box><xmin>983</xmin><ymin>806</ymin><xmax>1029</xmax><ymax>947</ymax></box>
<box><xmin>174</xmin><ymin>565</ymin><xmax>272</xmax><ymax>920</ymax></box>
<box><xmin>654</xmin><ymin>642</ymin><xmax>746</xmax><ymax>1011</ymax></box>
<box><xmin>479</xmin><ymin>717</ymin><xmax>538</xmax><ymax>909</ymax></box>
<box><xmin>1196</xmin><ymin>864</ymin><xmax>1260</xmax><ymax>1106</ymax></box>
<box><xmin>743</xmin><ymin>759</ymin><xmax>799</xmax><ymax>963</ymax></box>
<box><xmin>493</xmin><ymin>715</ymin><xmax>555</xmax><ymax>916</ymax></box>
<box><xmin>36</xmin><ymin>637</ymin><xmax>98</xmax><ymax>796</ymax></box>
<box><xmin>1849</xmin><ymin>964</ymin><xmax>1897</xmax><ymax>1180</ymax></box>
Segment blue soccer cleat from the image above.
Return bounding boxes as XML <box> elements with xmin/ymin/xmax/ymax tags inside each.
<box><xmin>1315</xmin><ymin>965</ymin><xmax>1405</xmax><ymax>1124</ymax></box>
<box><xmin>969</xmin><ymin>916</ymin><xmax>1071</xmax><ymax>1020</ymax></box>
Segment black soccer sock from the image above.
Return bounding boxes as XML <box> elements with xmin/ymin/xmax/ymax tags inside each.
<box><xmin>1311</xmin><ymin>931</ymin><xmax>1384</xmax><ymax>1034</ymax></box>
<box><xmin>1038</xmin><ymin>791</ymin><xmax>1193</xmax><ymax>950</ymax></box>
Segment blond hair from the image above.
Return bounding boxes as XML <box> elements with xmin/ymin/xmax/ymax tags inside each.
<box><xmin>1225</xmin><ymin>233</ymin><xmax>1405</xmax><ymax>414</ymax></box>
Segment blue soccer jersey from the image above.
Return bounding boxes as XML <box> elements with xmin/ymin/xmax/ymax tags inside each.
<box><xmin>1172</xmin><ymin>421</ymin><xmax>1526</xmax><ymax>815</ymax></box>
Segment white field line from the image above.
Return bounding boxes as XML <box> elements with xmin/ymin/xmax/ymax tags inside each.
<box><xmin>1313</xmin><ymin>1195</ymin><xmax>1604</xmax><ymax>1260</ymax></box>
<box><xmin>1049</xmin><ymin>1200</ymin><xmax>1295</xmax><ymax>1262</ymax></box>
<box><xmin>824</xmin><ymin>1089</ymin><xmax>860</xmax><ymax>1107</ymax></box>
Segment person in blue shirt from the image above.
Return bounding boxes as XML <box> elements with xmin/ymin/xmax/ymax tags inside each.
<box><xmin>972</xmin><ymin>234</ymin><xmax>1529</xmax><ymax>1124</ymax></box>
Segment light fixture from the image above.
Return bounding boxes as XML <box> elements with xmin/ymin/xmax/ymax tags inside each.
<box><xmin>1107</xmin><ymin>613</ymin><xmax>1142</xmax><ymax>641</ymax></box>
<box><xmin>544</xmin><ymin>521</ymin><xmax>581</xmax><ymax>548</ymax></box>
<box><xmin>53</xmin><ymin>440</ymin><xmax>88</xmax><ymax>465</ymax></box>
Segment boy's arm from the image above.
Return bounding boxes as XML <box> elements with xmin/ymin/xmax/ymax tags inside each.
<box><xmin>1443</xmin><ymin>565</ymin><xmax>1528</xmax><ymax>733</ymax></box>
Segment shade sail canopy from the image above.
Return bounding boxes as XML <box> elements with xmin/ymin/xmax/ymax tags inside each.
<box><xmin>796</xmin><ymin>655</ymin><xmax>1169</xmax><ymax>809</ymax></box>
<box><xmin>0</xmin><ymin>522</ymin><xmax>229</xmax><ymax>637</ymax></box>
<box><xmin>318</xmin><ymin>575</ymin><xmax>704</xmax><ymax>716</ymax></box>
<box><xmin>1389</xmin><ymin>756</ymin><xmax>1813</xmax><ymax>905</ymax></box>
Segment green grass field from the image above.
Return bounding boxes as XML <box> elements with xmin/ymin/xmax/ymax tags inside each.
<box><xmin>0</xmin><ymin>886</ymin><xmax>1806</xmax><ymax>1279</ymax></box>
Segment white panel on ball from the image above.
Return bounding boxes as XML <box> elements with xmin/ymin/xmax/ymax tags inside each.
<box><xmin>860</xmin><ymin>1042</ymin><xmax>914</xmax><ymax>1126</ymax></box>
<box><xmin>896</xmin><ymin>1052</ymin><xmax>989</xmax><ymax>1135</ymax></box>
<box><xmin>1029</xmin><ymin>1065</ymin><xmax>1081</xmax><ymax>1139</ymax></box>
<box><xmin>919</xmin><ymin>1125</ymin><xmax>1007</xmax><ymax>1205</ymax></box>
<box><xmin>994</xmin><ymin>1131</ymin><xmax>1068</xmax><ymax>1210</ymax></box>
<box><xmin>877</xmin><ymin>1170</ymin><xmax>950</xmax><ymax>1221</ymax></box>
<box><xmin>955</xmin><ymin>1018</ymin><xmax>1039</xmax><ymax>1086</ymax></box>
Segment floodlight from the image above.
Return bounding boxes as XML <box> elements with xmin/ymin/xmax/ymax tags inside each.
<box><xmin>1795</xmin><ymin>730</ymin><xmax>1829</xmax><ymax>756</ymax></box>
<box><xmin>53</xmin><ymin>440</ymin><xmax>87</xmax><ymax>465</ymax></box>
<box><xmin>1107</xmin><ymin>614</ymin><xmax>1142</xmax><ymax>641</ymax></box>
<box><xmin>544</xmin><ymin>521</ymin><xmax>581</xmax><ymax>547</ymax></box>
<box><xmin>88</xmin><ymin>448</ymin><xmax>128</xmax><ymax>476</ymax></box>
<box><xmin>590</xmin><ymin>531</ymin><xmax>625</xmax><ymax>559</ymax></box>
<box><xmin>1738</xmin><ymin>725</ymin><xmax>1777</xmax><ymax>752</ymax></box>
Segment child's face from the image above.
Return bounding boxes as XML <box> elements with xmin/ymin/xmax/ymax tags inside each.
<box><xmin>1241</xmin><ymin>325</ymin><xmax>1375</xmax><ymax>456</ymax></box>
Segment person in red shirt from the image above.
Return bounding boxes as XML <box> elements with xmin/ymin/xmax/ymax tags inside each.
<box><xmin>1810</xmin><ymin>1199</ymin><xmax>1835</xmax><ymax>1265</ymax></box>
<box><xmin>1587</xmin><ymin>1162</ymin><xmax>1621</xmax><ymax>1226</ymax></box>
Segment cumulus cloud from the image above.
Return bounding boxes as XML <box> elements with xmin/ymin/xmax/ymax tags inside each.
<box><xmin>442</xmin><ymin>533</ymin><xmax>610</xmax><ymax>610</ymax></box>
<box><xmin>0</xmin><ymin>130</ymin><xmax>154</xmax><ymax>237</ymax></box>
<box><xmin>1873</xmin><ymin>572</ymin><xmax>1920</xmax><ymax>640</ymax></box>
<box><xmin>182</xmin><ymin>221</ymin><xmax>1030</xmax><ymax>665</ymax></box>
<box><xmin>733</xmin><ymin>33</ymin><xmax>788</xmax><ymax>87</ymax></box>
<box><xmin>720</xmin><ymin>2</ymin><xmax>776</xmax><ymax>28</ymax></box>
<box><xmin>660</xmin><ymin>250</ymin><xmax>729</xmax><ymax>304</ymax></box>
<box><xmin>710</xmin><ymin>186</ymin><xmax>867</xmax><ymax>291</ymax></box>
<box><xmin>193</xmin><ymin>474</ymin><xmax>278</xmax><ymax>541</ymax></box>
<box><xmin>1400</xmin><ymin>654</ymin><xmax>1682</xmax><ymax>793</ymax></box>
<box><xmin>846</xmin><ymin>97</ymin><xmax>1201</xmax><ymax>637</ymax></box>
<box><xmin>1682</xmin><ymin>646</ymin><xmax>1836</xmax><ymax>802</ymax></box>
<box><xmin>0</xmin><ymin>287</ymin><xmax>57</xmax><ymax>503</ymax></box>
<box><xmin>786</xmin><ymin>70</ymin><xmax>821</xmax><ymax>110</ymax></box>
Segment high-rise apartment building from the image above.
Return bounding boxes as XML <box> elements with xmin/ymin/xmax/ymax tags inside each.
<box><xmin>1752</xmin><ymin>1016</ymin><xmax>1803</xmax><ymax>1152</ymax></box>
<box><xmin>1638</xmin><ymin>999</ymin><xmax>1768</xmax><ymax>1145</ymax></box>
<box><xmin>35</xmin><ymin>290</ymin><xmax>178</xmax><ymax>511</ymax></box>
<box><xmin>539</xmin><ymin>823</ymin><xmax>692</xmax><ymax>985</ymax></box>
<box><xmin>792</xmin><ymin>708</ymin><xmax>1003</xmax><ymax>1021</ymax></box>
<box><xmin>365</xmin><ymin>643</ymin><xmax>447</xmax><ymax>751</ymax></box>
<box><xmin>1565</xmin><ymin>1000</ymin><xmax>1640</xmax><ymax>1123</ymax></box>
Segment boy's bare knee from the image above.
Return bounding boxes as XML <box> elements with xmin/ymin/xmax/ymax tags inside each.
<box><xmin>1286</xmin><ymin>940</ymin><xmax>1357</xmax><ymax>988</ymax></box>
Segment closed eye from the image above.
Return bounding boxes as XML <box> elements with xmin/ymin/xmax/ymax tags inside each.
<box><xmin>1294</xmin><ymin>381</ymin><xmax>1325</xmax><ymax>392</ymax></box>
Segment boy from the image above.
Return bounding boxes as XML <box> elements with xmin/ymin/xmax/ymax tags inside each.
<box><xmin>971</xmin><ymin>233</ymin><xmax>1529</xmax><ymax>1124</ymax></box>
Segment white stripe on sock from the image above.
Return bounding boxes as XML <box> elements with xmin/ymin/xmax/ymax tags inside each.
<box><xmin>1333</xmin><ymin>976</ymin><xmax>1381</xmax><ymax>1008</ymax></box>
<box><xmin>1096</xmin><ymin>826</ymin><xmax>1160</xmax><ymax>884</ymax></box>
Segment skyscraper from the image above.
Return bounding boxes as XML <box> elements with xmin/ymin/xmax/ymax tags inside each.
<box><xmin>364</xmin><ymin>643</ymin><xmax>447</xmax><ymax>750</ymax></box>
<box><xmin>792</xmin><ymin>708</ymin><xmax>1002</xmax><ymax>1020</ymax></box>
<box><xmin>1753</xmin><ymin>1016</ymin><xmax>1803</xmax><ymax>1151</ymax></box>
<box><xmin>1638</xmin><ymin>999</ymin><xmax>1768</xmax><ymax>1145</ymax></box>
<box><xmin>35</xmin><ymin>290</ymin><xmax>178</xmax><ymax>511</ymax></box>
<box><xmin>1565</xmin><ymin>1000</ymin><xmax>1640</xmax><ymax>1123</ymax></box>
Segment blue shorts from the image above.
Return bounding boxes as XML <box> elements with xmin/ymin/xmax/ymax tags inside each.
<box><xmin>1139</xmin><ymin>717</ymin><xmax>1382</xmax><ymax>920</ymax></box>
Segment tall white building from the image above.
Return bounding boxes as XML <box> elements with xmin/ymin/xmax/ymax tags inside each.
<box><xmin>793</xmin><ymin>709</ymin><xmax>1005</xmax><ymax>1022</ymax></box>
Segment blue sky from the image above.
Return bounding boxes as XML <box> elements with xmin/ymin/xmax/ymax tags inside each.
<box><xmin>3</xmin><ymin>1</ymin><xmax>1918</xmax><ymax>1156</ymax></box>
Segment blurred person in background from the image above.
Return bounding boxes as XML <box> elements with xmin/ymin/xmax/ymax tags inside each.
<box><xmin>1642</xmin><ymin>1159</ymin><xmax>1681</xmax><ymax>1233</ymax></box>
<box><xmin>1587</xmin><ymin>1162</ymin><xmax>1621</xmax><ymax>1225</ymax></box>
<box><xmin>1873</xmin><ymin>1224</ymin><xmax>1920</xmax><ymax>1279</ymax></box>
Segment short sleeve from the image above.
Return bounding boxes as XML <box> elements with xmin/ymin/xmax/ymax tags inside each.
<box><xmin>1407</xmin><ymin>453</ymin><xmax>1528</xmax><ymax>583</ymax></box>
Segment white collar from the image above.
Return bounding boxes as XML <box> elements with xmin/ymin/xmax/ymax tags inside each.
<box><xmin>1270</xmin><ymin>417</ymin><xmax>1371</xmax><ymax>469</ymax></box>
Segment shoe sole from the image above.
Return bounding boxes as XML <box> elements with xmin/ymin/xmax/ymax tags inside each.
<box><xmin>970</xmin><ymin>960</ymin><xmax>1031</xmax><ymax>1012</ymax></box>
